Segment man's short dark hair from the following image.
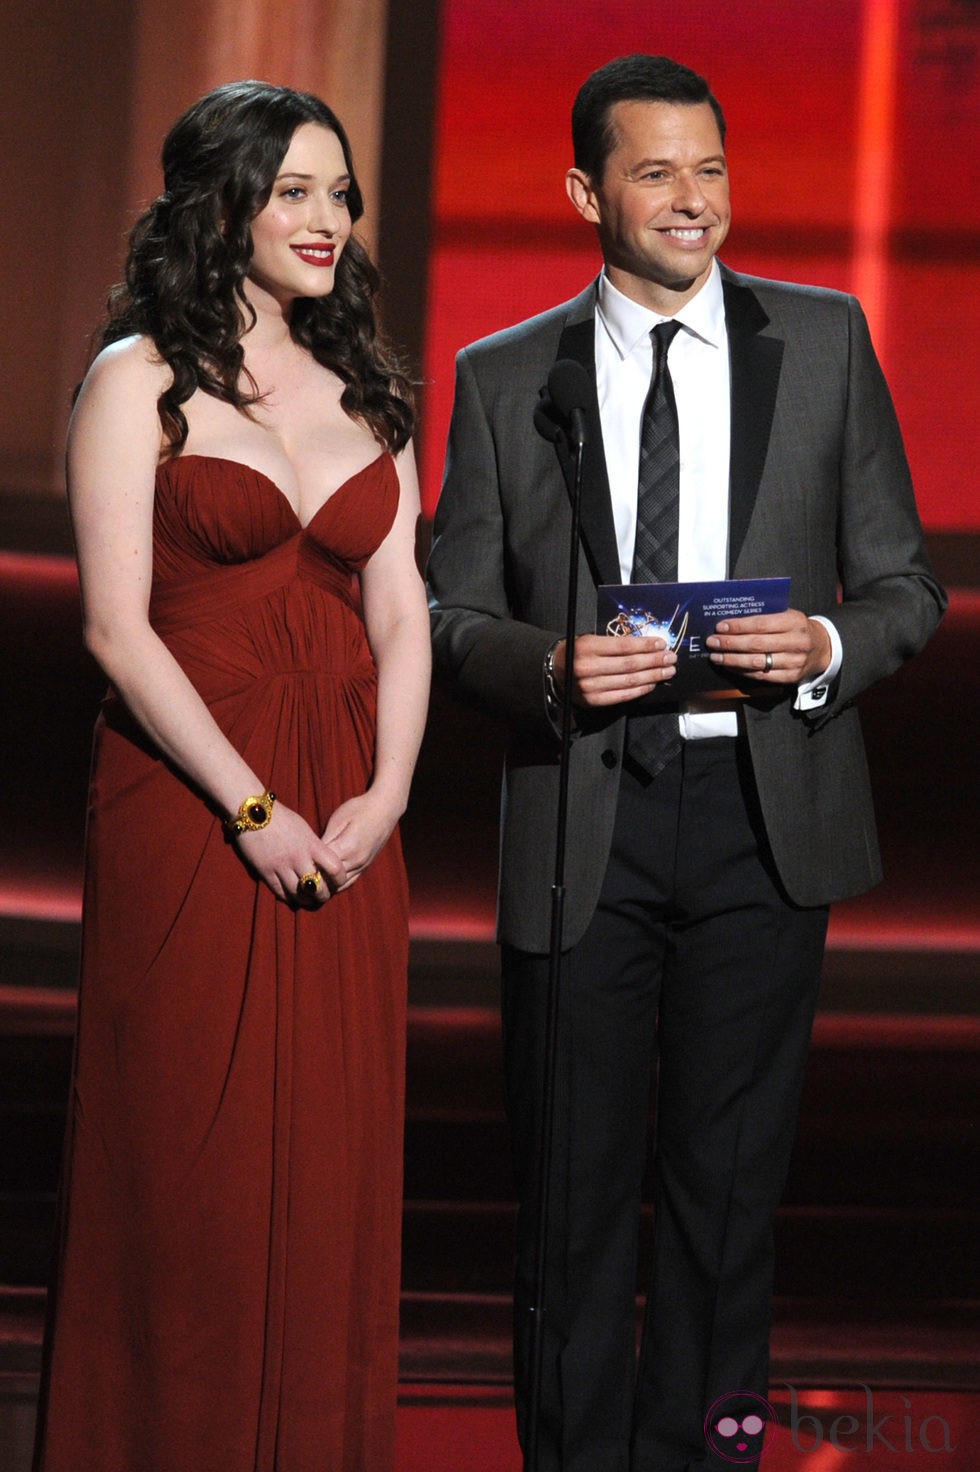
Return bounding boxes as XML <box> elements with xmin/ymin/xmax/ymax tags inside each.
<box><xmin>572</xmin><ymin>54</ymin><xmax>726</xmax><ymax>180</ymax></box>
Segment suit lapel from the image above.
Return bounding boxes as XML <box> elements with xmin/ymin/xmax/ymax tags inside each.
<box><xmin>552</xmin><ymin>293</ymin><xmax>621</xmax><ymax>589</ymax></box>
<box><xmin>723</xmin><ymin>268</ymin><xmax>784</xmax><ymax>573</ymax></box>
<box><xmin>545</xmin><ymin>271</ymin><xmax>784</xmax><ymax>587</ymax></box>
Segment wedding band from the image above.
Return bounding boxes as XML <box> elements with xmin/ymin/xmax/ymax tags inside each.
<box><xmin>298</xmin><ymin>871</ymin><xmax>323</xmax><ymax>897</ymax></box>
<box><xmin>764</xmin><ymin>651</ymin><xmax>774</xmax><ymax>673</ymax></box>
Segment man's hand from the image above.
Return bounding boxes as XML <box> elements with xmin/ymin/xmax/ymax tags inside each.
<box><xmin>552</xmin><ymin>634</ymin><xmax>677</xmax><ymax>708</ymax></box>
<box><xmin>706</xmin><ymin>611</ymin><xmax>831</xmax><ymax>685</ymax></box>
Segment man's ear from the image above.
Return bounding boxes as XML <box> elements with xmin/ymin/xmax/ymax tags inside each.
<box><xmin>566</xmin><ymin>168</ymin><xmax>600</xmax><ymax>226</ymax></box>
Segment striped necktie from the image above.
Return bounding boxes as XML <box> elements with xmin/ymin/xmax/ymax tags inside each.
<box><xmin>626</xmin><ymin>320</ymin><xmax>683</xmax><ymax>780</ymax></box>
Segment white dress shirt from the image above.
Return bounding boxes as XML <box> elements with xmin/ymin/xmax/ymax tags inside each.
<box><xmin>594</xmin><ymin>263</ymin><xmax>839</xmax><ymax>738</ymax></box>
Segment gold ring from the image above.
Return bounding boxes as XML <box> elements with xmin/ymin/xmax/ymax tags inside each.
<box><xmin>298</xmin><ymin>871</ymin><xmax>323</xmax><ymax>897</ymax></box>
<box><xmin>764</xmin><ymin>651</ymin><xmax>774</xmax><ymax>673</ymax></box>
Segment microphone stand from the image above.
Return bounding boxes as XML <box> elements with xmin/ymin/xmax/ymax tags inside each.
<box><xmin>526</xmin><ymin>405</ymin><xmax>586</xmax><ymax>1472</ymax></box>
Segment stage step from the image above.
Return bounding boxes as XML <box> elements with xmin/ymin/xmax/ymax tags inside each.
<box><xmin>400</xmin><ymin>1200</ymin><xmax>979</xmax><ymax>1301</ymax></box>
<box><xmin>397</xmin><ymin>1292</ymin><xmax>980</xmax><ymax>1389</ymax></box>
<box><xmin>3</xmin><ymin>999</ymin><xmax>978</xmax><ymax>1292</ymax></box>
<box><xmin>4</xmin><ymin>1287</ymin><xmax>977</xmax><ymax>1400</ymax></box>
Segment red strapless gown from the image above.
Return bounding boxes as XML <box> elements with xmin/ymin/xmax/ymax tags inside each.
<box><xmin>34</xmin><ymin>454</ymin><xmax>409</xmax><ymax>1472</ymax></box>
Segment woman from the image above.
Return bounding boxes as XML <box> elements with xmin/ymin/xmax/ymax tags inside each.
<box><xmin>33</xmin><ymin>81</ymin><xmax>430</xmax><ymax>1472</ymax></box>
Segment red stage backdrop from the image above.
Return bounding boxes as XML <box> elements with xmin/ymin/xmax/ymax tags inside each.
<box><xmin>419</xmin><ymin>0</ymin><xmax>980</xmax><ymax>532</ymax></box>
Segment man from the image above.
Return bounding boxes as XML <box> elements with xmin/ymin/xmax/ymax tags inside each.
<box><xmin>426</xmin><ymin>54</ymin><xmax>944</xmax><ymax>1472</ymax></box>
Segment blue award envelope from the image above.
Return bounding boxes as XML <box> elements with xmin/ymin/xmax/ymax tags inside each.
<box><xmin>596</xmin><ymin>577</ymin><xmax>791</xmax><ymax>698</ymax></box>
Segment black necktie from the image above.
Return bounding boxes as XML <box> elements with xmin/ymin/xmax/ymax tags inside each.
<box><xmin>626</xmin><ymin>320</ymin><xmax>683</xmax><ymax>781</ymax></box>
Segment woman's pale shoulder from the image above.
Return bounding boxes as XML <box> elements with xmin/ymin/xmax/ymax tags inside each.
<box><xmin>80</xmin><ymin>335</ymin><xmax>173</xmax><ymax>399</ymax></box>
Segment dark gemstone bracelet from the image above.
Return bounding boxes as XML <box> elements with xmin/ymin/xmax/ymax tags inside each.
<box><xmin>223</xmin><ymin>789</ymin><xmax>276</xmax><ymax>837</ymax></box>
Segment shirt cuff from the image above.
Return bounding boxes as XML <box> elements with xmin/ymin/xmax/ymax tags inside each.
<box><xmin>793</xmin><ymin>615</ymin><xmax>842</xmax><ymax>710</ymax></box>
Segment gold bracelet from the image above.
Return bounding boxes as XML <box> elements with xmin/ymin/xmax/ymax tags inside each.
<box><xmin>223</xmin><ymin>789</ymin><xmax>276</xmax><ymax>836</ymax></box>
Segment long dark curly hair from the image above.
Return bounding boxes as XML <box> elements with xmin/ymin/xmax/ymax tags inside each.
<box><xmin>100</xmin><ymin>80</ymin><xmax>415</xmax><ymax>455</ymax></box>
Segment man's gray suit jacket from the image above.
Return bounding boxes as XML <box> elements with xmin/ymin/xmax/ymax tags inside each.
<box><xmin>427</xmin><ymin>266</ymin><xmax>946</xmax><ymax>953</ymax></box>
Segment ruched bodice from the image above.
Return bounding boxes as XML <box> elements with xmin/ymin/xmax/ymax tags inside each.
<box><xmin>152</xmin><ymin>452</ymin><xmax>394</xmax><ymax>581</ymax></box>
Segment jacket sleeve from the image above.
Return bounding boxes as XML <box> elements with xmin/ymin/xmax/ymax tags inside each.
<box><xmin>806</xmin><ymin>295</ymin><xmax>946</xmax><ymax>720</ymax></box>
<box><xmin>426</xmin><ymin>346</ymin><xmax>562</xmax><ymax>741</ymax></box>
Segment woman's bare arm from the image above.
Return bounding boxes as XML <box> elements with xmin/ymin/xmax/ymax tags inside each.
<box><xmin>320</xmin><ymin>445</ymin><xmax>431</xmax><ymax>887</ymax></box>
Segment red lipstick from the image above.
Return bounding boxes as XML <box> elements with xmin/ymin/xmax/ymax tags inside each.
<box><xmin>290</xmin><ymin>243</ymin><xmax>335</xmax><ymax>267</ymax></box>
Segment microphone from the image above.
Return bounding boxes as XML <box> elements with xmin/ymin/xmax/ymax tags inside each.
<box><xmin>534</xmin><ymin>359</ymin><xmax>590</xmax><ymax>450</ymax></box>
<box><xmin>533</xmin><ymin>396</ymin><xmax>562</xmax><ymax>444</ymax></box>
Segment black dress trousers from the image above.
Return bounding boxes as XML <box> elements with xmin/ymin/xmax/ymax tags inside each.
<box><xmin>502</xmin><ymin>736</ymin><xmax>829</xmax><ymax>1472</ymax></box>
